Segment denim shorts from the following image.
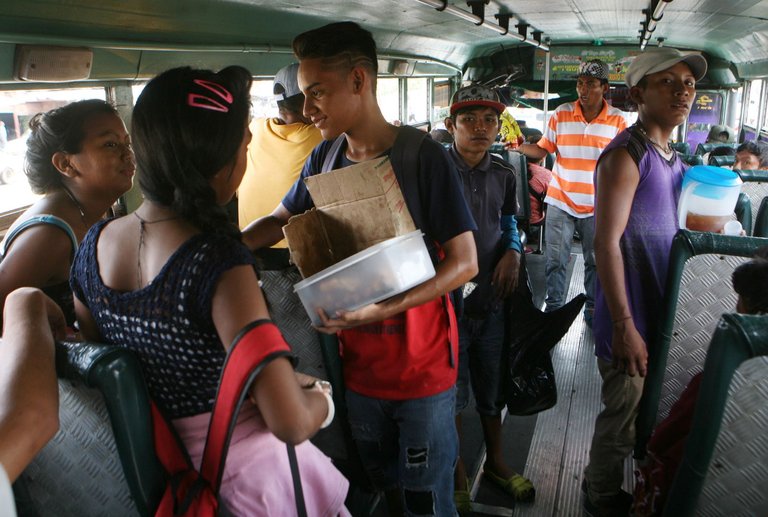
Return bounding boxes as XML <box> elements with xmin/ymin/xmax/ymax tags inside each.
<box><xmin>455</xmin><ymin>306</ymin><xmax>506</xmax><ymax>416</ymax></box>
<box><xmin>346</xmin><ymin>387</ymin><xmax>458</xmax><ymax>516</ymax></box>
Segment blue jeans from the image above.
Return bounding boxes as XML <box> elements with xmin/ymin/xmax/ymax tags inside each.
<box><xmin>544</xmin><ymin>204</ymin><xmax>595</xmax><ymax>312</ymax></box>
<box><xmin>346</xmin><ymin>388</ymin><xmax>458</xmax><ymax>516</ymax></box>
<box><xmin>456</xmin><ymin>307</ymin><xmax>506</xmax><ymax>416</ymax></box>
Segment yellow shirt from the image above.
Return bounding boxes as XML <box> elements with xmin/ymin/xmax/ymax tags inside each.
<box><xmin>238</xmin><ymin>118</ymin><xmax>322</xmax><ymax>247</ymax></box>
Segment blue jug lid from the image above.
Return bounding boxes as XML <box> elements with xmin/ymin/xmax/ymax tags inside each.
<box><xmin>683</xmin><ymin>165</ymin><xmax>743</xmax><ymax>187</ymax></box>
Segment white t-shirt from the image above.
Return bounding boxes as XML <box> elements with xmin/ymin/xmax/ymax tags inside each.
<box><xmin>0</xmin><ymin>463</ymin><xmax>17</xmax><ymax>516</ymax></box>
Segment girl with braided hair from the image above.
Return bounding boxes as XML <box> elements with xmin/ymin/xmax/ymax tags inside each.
<box><xmin>70</xmin><ymin>66</ymin><xmax>349</xmax><ymax>515</ymax></box>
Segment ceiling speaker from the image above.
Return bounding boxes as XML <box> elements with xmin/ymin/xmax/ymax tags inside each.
<box><xmin>15</xmin><ymin>45</ymin><xmax>93</xmax><ymax>82</ymax></box>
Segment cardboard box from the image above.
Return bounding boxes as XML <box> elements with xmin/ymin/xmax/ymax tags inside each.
<box><xmin>283</xmin><ymin>156</ymin><xmax>416</xmax><ymax>278</ymax></box>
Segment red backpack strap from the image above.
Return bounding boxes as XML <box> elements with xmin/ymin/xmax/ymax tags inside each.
<box><xmin>152</xmin><ymin>402</ymin><xmax>218</xmax><ymax>516</ymax></box>
<box><xmin>199</xmin><ymin>319</ymin><xmax>293</xmax><ymax>491</ymax></box>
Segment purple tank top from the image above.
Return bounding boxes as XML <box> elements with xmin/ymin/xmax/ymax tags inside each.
<box><xmin>592</xmin><ymin>126</ymin><xmax>685</xmax><ymax>361</ymax></box>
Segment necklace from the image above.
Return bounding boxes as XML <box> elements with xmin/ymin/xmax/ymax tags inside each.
<box><xmin>61</xmin><ymin>184</ymin><xmax>87</xmax><ymax>226</ymax></box>
<box><xmin>637</xmin><ymin>124</ymin><xmax>673</xmax><ymax>154</ymax></box>
<box><xmin>134</xmin><ymin>211</ymin><xmax>181</xmax><ymax>286</ymax></box>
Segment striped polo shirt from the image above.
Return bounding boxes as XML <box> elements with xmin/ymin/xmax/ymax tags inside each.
<box><xmin>538</xmin><ymin>100</ymin><xmax>628</xmax><ymax>217</ymax></box>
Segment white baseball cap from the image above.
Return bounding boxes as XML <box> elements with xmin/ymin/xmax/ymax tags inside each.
<box><xmin>625</xmin><ymin>48</ymin><xmax>707</xmax><ymax>88</ymax></box>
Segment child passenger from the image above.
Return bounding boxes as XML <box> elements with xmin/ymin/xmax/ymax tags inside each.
<box><xmin>0</xmin><ymin>100</ymin><xmax>134</xmax><ymax>329</ymax></box>
<box><xmin>585</xmin><ymin>48</ymin><xmax>708</xmax><ymax>516</ymax></box>
<box><xmin>70</xmin><ymin>66</ymin><xmax>350</xmax><ymax>516</ymax></box>
<box><xmin>443</xmin><ymin>84</ymin><xmax>534</xmax><ymax>512</ymax></box>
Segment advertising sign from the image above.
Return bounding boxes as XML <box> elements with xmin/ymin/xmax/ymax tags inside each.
<box><xmin>685</xmin><ymin>91</ymin><xmax>724</xmax><ymax>152</ymax></box>
<box><xmin>533</xmin><ymin>46</ymin><xmax>643</xmax><ymax>83</ymax></box>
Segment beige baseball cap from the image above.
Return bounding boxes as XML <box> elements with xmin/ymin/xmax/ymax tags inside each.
<box><xmin>625</xmin><ymin>48</ymin><xmax>707</xmax><ymax>88</ymax></box>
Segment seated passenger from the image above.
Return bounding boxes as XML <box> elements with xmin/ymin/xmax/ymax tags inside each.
<box><xmin>633</xmin><ymin>246</ymin><xmax>768</xmax><ymax>516</ymax></box>
<box><xmin>521</xmin><ymin>129</ymin><xmax>553</xmax><ymax>226</ymax></box>
<box><xmin>734</xmin><ymin>141</ymin><xmax>768</xmax><ymax>170</ymax></box>
<box><xmin>70</xmin><ymin>66</ymin><xmax>349</xmax><ymax>516</ymax></box>
<box><xmin>0</xmin><ymin>288</ymin><xmax>62</xmax><ymax>516</ymax></box>
<box><xmin>0</xmin><ymin>100</ymin><xmax>134</xmax><ymax>330</ymax></box>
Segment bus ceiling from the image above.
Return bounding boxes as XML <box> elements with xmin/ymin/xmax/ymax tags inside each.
<box><xmin>1</xmin><ymin>0</ymin><xmax>768</xmax><ymax>83</ymax></box>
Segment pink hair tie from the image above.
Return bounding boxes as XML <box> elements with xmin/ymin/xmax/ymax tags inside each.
<box><xmin>187</xmin><ymin>78</ymin><xmax>233</xmax><ymax>113</ymax></box>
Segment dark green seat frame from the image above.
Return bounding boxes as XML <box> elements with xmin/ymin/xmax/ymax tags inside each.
<box><xmin>634</xmin><ymin>230</ymin><xmax>768</xmax><ymax>459</ymax></box>
<box><xmin>736</xmin><ymin>169</ymin><xmax>768</xmax><ymax>235</ymax></box>
<box><xmin>663</xmin><ymin>313</ymin><xmax>768</xmax><ymax>516</ymax></box>
<box><xmin>55</xmin><ymin>341</ymin><xmax>164</xmax><ymax>516</ymax></box>
<box><xmin>755</xmin><ymin>196</ymin><xmax>768</xmax><ymax>237</ymax></box>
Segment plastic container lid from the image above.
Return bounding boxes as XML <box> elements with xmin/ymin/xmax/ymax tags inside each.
<box><xmin>294</xmin><ymin>231</ymin><xmax>425</xmax><ymax>289</ymax></box>
<box><xmin>683</xmin><ymin>165</ymin><xmax>743</xmax><ymax>187</ymax></box>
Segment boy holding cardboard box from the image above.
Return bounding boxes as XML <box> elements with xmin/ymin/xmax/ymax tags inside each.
<box><xmin>242</xmin><ymin>21</ymin><xmax>478</xmax><ymax>516</ymax></box>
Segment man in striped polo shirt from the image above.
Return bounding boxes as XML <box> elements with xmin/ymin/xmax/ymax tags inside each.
<box><xmin>519</xmin><ymin>60</ymin><xmax>628</xmax><ymax>326</ymax></box>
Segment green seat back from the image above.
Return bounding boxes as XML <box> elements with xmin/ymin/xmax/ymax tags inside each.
<box><xmin>735</xmin><ymin>169</ymin><xmax>768</xmax><ymax>234</ymax></box>
<box><xmin>735</xmin><ymin>192</ymin><xmax>752</xmax><ymax>235</ymax></box>
<box><xmin>708</xmin><ymin>154</ymin><xmax>735</xmax><ymax>167</ymax></box>
<box><xmin>545</xmin><ymin>152</ymin><xmax>555</xmax><ymax>171</ymax></box>
<box><xmin>679</xmin><ymin>153</ymin><xmax>703</xmax><ymax>166</ymax></box>
<box><xmin>694</xmin><ymin>142</ymin><xmax>738</xmax><ymax>156</ymax></box>
<box><xmin>15</xmin><ymin>341</ymin><xmax>164</xmax><ymax>516</ymax></box>
<box><xmin>663</xmin><ymin>314</ymin><xmax>768</xmax><ymax>516</ymax></box>
<box><xmin>755</xmin><ymin>197</ymin><xmax>768</xmax><ymax>237</ymax></box>
<box><xmin>635</xmin><ymin>231</ymin><xmax>768</xmax><ymax>459</ymax></box>
<box><xmin>671</xmin><ymin>142</ymin><xmax>691</xmax><ymax>155</ymax></box>
<box><xmin>503</xmin><ymin>150</ymin><xmax>531</xmax><ymax>225</ymax></box>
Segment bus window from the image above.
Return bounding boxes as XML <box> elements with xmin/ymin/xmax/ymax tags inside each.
<box><xmin>744</xmin><ymin>80</ymin><xmax>764</xmax><ymax>141</ymax></box>
<box><xmin>0</xmin><ymin>87</ymin><xmax>106</xmax><ymax>216</ymax></box>
<box><xmin>377</xmin><ymin>77</ymin><xmax>400</xmax><ymax>124</ymax></box>
<box><xmin>250</xmin><ymin>80</ymin><xmax>279</xmax><ymax>119</ymax></box>
<box><xmin>406</xmin><ymin>77</ymin><xmax>429</xmax><ymax>126</ymax></box>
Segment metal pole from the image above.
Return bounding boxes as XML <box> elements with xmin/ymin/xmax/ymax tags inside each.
<box><xmin>542</xmin><ymin>46</ymin><xmax>551</xmax><ymax>133</ymax></box>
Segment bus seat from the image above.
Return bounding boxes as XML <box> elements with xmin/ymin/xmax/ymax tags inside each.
<box><xmin>694</xmin><ymin>142</ymin><xmax>738</xmax><ymax>156</ymax></box>
<box><xmin>709</xmin><ymin>154</ymin><xmax>735</xmax><ymax>167</ymax></box>
<box><xmin>545</xmin><ymin>152</ymin><xmax>555</xmax><ymax>171</ymax></box>
<box><xmin>734</xmin><ymin>192</ymin><xmax>752</xmax><ymax>235</ymax></box>
<box><xmin>505</xmin><ymin>150</ymin><xmax>531</xmax><ymax>225</ymax></box>
<box><xmin>489</xmin><ymin>142</ymin><xmax>506</xmax><ymax>154</ymax></box>
<box><xmin>735</xmin><ymin>169</ymin><xmax>768</xmax><ymax>231</ymax></box>
<box><xmin>663</xmin><ymin>313</ymin><xmax>768</xmax><ymax>516</ymax></box>
<box><xmin>14</xmin><ymin>341</ymin><xmax>163</xmax><ymax>517</ymax></box>
<box><xmin>678</xmin><ymin>153</ymin><xmax>703</xmax><ymax>166</ymax></box>
<box><xmin>754</xmin><ymin>197</ymin><xmax>768</xmax><ymax>237</ymax></box>
<box><xmin>634</xmin><ymin>230</ymin><xmax>768</xmax><ymax>460</ymax></box>
<box><xmin>258</xmin><ymin>267</ymin><xmax>380</xmax><ymax>514</ymax></box>
<box><xmin>670</xmin><ymin>142</ymin><xmax>690</xmax><ymax>155</ymax></box>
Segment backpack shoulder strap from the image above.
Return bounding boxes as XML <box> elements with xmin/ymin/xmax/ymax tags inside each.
<box><xmin>389</xmin><ymin>126</ymin><xmax>428</xmax><ymax>229</ymax></box>
<box><xmin>200</xmin><ymin>320</ymin><xmax>293</xmax><ymax>491</ymax></box>
<box><xmin>321</xmin><ymin>135</ymin><xmax>347</xmax><ymax>173</ymax></box>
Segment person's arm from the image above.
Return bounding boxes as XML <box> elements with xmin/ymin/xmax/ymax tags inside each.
<box><xmin>0</xmin><ymin>288</ymin><xmax>62</xmax><ymax>481</ymax></box>
<box><xmin>240</xmin><ymin>203</ymin><xmax>294</xmax><ymax>251</ymax></box>
<box><xmin>492</xmin><ymin>214</ymin><xmax>521</xmax><ymax>300</ymax></box>
<box><xmin>210</xmin><ymin>264</ymin><xmax>331</xmax><ymax>444</ymax></box>
<box><xmin>0</xmin><ymin>226</ymin><xmax>73</xmax><ymax>330</ymax></box>
<box><xmin>315</xmin><ymin>230</ymin><xmax>478</xmax><ymax>332</ymax></box>
<box><xmin>593</xmin><ymin>148</ymin><xmax>647</xmax><ymax>377</ymax></box>
<box><xmin>518</xmin><ymin>143</ymin><xmax>549</xmax><ymax>162</ymax></box>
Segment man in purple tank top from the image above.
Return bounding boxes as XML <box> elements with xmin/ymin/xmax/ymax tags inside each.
<box><xmin>582</xmin><ymin>48</ymin><xmax>708</xmax><ymax>516</ymax></box>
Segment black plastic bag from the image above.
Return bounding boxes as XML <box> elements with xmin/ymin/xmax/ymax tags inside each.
<box><xmin>503</xmin><ymin>254</ymin><xmax>586</xmax><ymax>416</ymax></box>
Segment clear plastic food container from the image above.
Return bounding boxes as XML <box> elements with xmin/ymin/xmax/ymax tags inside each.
<box><xmin>294</xmin><ymin>230</ymin><xmax>436</xmax><ymax>326</ymax></box>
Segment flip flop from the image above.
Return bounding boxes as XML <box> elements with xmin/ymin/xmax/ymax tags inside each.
<box><xmin>483</xmin><ymin>469</ymin><xmax>536</xmax><ymax>502</ymax></box>
<box><xmin>454</xmin><ymin>477</ymin><xmax>471</xmax><ymax>515</ymax></box>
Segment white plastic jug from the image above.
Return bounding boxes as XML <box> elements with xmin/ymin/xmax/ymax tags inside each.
<box><xmin>678</xmin><ymin>165</ymin><xmax>743</xmax><ymax>233</ymax></box>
